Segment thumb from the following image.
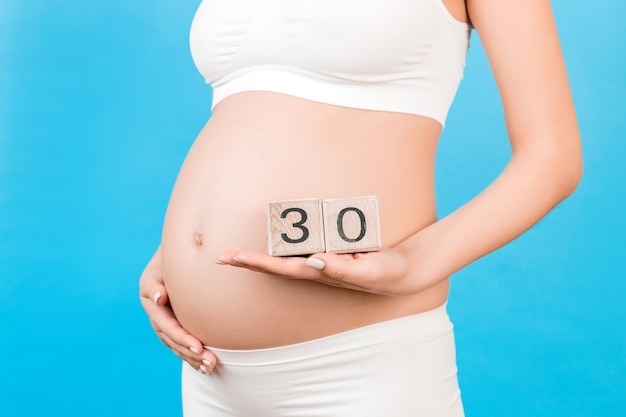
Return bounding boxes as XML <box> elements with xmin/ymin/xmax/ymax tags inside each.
<box><xmin>306</xmin><ymin>253</ymin><xmax>360</xmax><ymax>281</ymax></box>
<box><xmin>152</xmin><ymin>285</ymin><xmax>170</xmax><ymax>306</ymax></box>
<box><xmin>308</xmin><ymin>250</ymin><xmax>400</xmax><ymax>282</ymax></box>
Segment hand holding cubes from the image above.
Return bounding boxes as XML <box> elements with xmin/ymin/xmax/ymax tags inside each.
<box><xmin>267</xmin><ymin>196</ymin><xmax>381</xmax><ymax>256</ymax></box>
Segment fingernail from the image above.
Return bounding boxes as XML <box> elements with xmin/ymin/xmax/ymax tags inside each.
<box><xmin>190</xmin><ymin>347</ymin><xmax>200</xmax><ymax>354</ymax></box>
<box><xmin>215</xmin><ymin>259</ymin><xmax>226</xmax><ymax>265</ymax></box>
<box><xmin>306</xmin><ymin>257</ymin><xmax>325</xmax><ymax>270</ymax></box>
<box><xmin>153</xmin><ymin>291</ymin><xmax>162</xmax><ymax>304</ymax></box>
<box><xmin>202</xmin><ymin>359</ymin><xmax>213</xmax><ymax>367</ymax></box>
<box><xmin>232</xmin><ymin>256</ymin><xmax>245</xmax><ymax>264</ymax></box>
<box><xmin>200</xmin><ymin>365</ymin><xmax>208</xmax><ymax>373</ymax></box>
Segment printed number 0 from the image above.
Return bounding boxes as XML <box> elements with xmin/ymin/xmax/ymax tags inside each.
<box><xmin>280</xmin><ymin>208</ymin><xmax>310</xmax><ymax>244</ymax></box>
<box><xmin>337</xmin><ymin>207</ymin><xmax>366</xmax><ymax>243</ymax></box>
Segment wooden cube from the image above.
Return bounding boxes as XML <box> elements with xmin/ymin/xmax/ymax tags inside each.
<box><xmin>266</xmin><ymin>198</ymin><xmax>325</xmax><ymax>256</ymax></box>
<box><xmin>322</xmin><ymin>196</ymin><xmax>381</xmax><ymax>254</ymax></box>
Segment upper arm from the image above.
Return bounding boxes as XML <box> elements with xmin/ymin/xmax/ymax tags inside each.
<box><xmin>467</xmin><ymin>0</ymin><xmax>581</xmax><ymax>158</ymax></box>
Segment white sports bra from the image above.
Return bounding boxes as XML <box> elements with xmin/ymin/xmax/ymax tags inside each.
<box><xmin>189</xmin><ymin>0</ymin><xmax>471</xmax><ymax>126</ymax></box>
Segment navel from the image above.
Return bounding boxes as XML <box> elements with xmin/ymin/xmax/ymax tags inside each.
<box><xmin>193</xmin><ymin>231</ymin><xmax>204</xmax><ymax>248</ymax></box>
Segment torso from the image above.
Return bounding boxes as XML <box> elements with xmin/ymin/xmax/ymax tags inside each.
<box><xmin>160</xmin><ymin>0</ymin><xmax>469</xmax><ymax>350</ymax></box>
<box><xmin>161</xmin><ymin>92</ymin><xmax>450</xmax><ymax>349</ymax></box>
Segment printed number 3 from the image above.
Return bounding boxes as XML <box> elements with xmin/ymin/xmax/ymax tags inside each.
<box><xmin>280</xmin><ymin>208</ymin><xmax>310</xmax><ymax>244</ymax></box>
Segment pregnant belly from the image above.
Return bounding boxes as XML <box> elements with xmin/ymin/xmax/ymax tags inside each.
<box><xmin>160</xmin><ymin>92</ymin><xmax>448</xmax><ymax>349</ymax></box>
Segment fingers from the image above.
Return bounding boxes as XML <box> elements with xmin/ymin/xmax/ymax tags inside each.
<box><xmin>216</xmin><ymin>250</ymin><xmax>322</xmax><ymax>279</ymax></box>
<box><xmin>156</xmin><ymin>328</ymin><xmax>217</xmax><ymax>373</ymax></box>
<box><xmin>147</xmin><ymin>280</ymin><xmax>170</xmax><ymax>307</ymax></box>
<box><xmin>139</xmin><ymin>269</ymin><xmax>173</xmax><ymax>316</ymax></box>
<box><xmin>139</xmin><ymin>269</ymin><xmax>218</xmax><ymax>373</ymax></box>
<box><xmin>139</xmin><ymin>269</ymin><xmax>169</xmax><ymax>304</ymax></box>
<box><xmin>215</xmin><ymin>249</ymin><xmax>400</xmax><ymax>294</ymax></box>
<box><xmin>216</xmin><ymin>249</ymin><xmax>366</xmax><ymax>286</ymax></box>
<box><xmin>304</xmin><ymin>250</ymin><xmax>412</xmax><ymax>295</ymax></box>
<box><xmin>143</xmin><ymin>296</ymin><xmax>218</xmax><ymax>373</ymax></box>
<box><xmin>216</xmin><ymin>249</ymin><xmax>366</xmax><ymax>292</ymax></box>
<box><xmin>309</xmin><ymin>252</ymin><xmax>379</xmax><ymax>281</ymax></box>
<box><xmin>304</xmin><ymin>252</ymin><xmax>381</xmax><ymax>292</ymax></box>
<box><xmin>216</xmin><ymin>248</ymin><xmax>414</xmax><ymax>296</ymax></box>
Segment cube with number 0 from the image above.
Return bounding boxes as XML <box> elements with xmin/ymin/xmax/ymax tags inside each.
<box><xmin>323</xmin><ymin>196</ymin><xmax>381</xmax><ymax>254</ymax></box>
<box><xmin>266</xmin><ymin>198</ymin><xmax>325</xmax><ymax>256</ymax></box>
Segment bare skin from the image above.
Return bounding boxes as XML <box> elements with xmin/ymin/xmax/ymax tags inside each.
<box><xmin>139</xmin><ymin>0</ymin><xmax>582</xmax><ymax>374</ymax></box>
<box><xmin>161</xmin><ymin>92</ymin><xmax>449</xmax><ymax>348</ymax></box>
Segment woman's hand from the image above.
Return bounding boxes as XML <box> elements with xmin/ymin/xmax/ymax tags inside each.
<box><xmin>139</xmin><ymin>263</ymin><xmax>217</xmax><ymax>373</ymax></box>
<box><xmin>215</xmin><ymin>246</ymin><xmax>421</xmax><ymax>297</ymax></box>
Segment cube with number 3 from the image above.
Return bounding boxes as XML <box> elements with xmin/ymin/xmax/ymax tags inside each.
<box><xmin>266</xmin><ymin>198</ymin><xmax>325</xmax><ymax>256</ymax></box>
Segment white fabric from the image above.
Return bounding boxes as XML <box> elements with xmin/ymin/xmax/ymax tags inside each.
<box><xmin>182</xmin><ymin>304</ymin><xmax>464</xmax><ymax>417</ymax></box>
<box><xmin>189</xmin><ymin>0</ymin><xmax>470</xmax><ymax>126</ymax></box>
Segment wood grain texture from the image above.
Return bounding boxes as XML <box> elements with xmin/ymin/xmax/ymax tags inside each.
<box><xmin>266</xmin><ymin>198</ymin><xmax>325</xmax><ymax>256</ymax></box>
<box><xmin>322</xmin><ymin>196</ymin><xmax>381</xmax><ymax>254</ymax></box>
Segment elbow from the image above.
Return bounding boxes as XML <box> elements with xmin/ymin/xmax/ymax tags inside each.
<box><xmin>514</xmin><ymin>134</ymin><xmax>583</xmax><ymax>203</ymax></box>
<box><xmin>547</xmin><ymin>139</ymin><xmax>584</xmax><ymax>202</ymax></box>
<box><xmin>562</xmin><ymin>155</ymin><xmax>583</xmax><ymax>198</ymax></box>
<box><xmin>559</xmin><ymin>138</ymin><xmax>584</xmax><ymax>199</ymax></box>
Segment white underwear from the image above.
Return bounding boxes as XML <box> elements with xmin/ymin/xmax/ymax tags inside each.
<box><xmin>182</xmin><ymin>304</ymin><xmax>464</xmax><ymax>417</ymax></box>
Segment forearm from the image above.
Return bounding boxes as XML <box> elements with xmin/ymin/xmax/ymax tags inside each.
<box><xmin>397</xmin><ymin>0</ymin><xmax>584</xmax><ymax>289</ymax></box>
<box><xmin>402</xmin><ymin>145</ymin><xmax>582</xmax><ymax>288</ymax></box>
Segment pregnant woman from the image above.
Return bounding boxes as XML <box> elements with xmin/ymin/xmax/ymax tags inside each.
<box><xmin>139</xmin><ymin>0</ymin><xmax>582</xmax><ymax>415</ymax></box>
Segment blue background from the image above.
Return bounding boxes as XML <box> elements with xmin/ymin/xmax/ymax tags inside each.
<box><xmin>1</xmin><ymin>1</ymin><xmax>624</xmax><ymax>415</ymax></box>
